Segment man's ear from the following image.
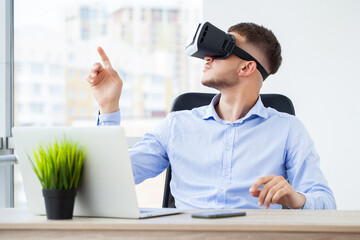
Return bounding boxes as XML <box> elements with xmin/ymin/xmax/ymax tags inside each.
<box><xmin>238</xmin><ymin>61</ymin><xmax>257</xmax><ymax>77</ymax></box>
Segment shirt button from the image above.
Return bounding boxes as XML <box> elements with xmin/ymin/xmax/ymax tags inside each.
<box><xmin>225</xmin><ymin>172</ymin><xmax>229</xmax><ymax>176</ymax></box>
<box><xmin>220</xmin><ymin>187</ymin><xmax>224</xmax><ymax>191</ymax></box>
<box><xmin>226</xmin><ymin>146</ymin><xmax>231</xmax><ymax>150</ymax></box>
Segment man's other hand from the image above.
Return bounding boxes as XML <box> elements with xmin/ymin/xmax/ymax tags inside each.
<box><xmin>87</xmin><ymin>46</ymin><xmax>123</xmax><ymax>114</ymax></box>
<box><xmin>249</xmin><ymin>175</ymin><xmax>306</xmax><ymax>209</ymax></box>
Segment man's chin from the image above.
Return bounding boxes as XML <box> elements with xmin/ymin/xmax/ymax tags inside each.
<box><xmin>202</xmin><ymin>77</ymin><xmax>238</xmax><ymax>90</ymax></box>
<box><xmin>201</xmin><ymin>78</ymin><xmax>220</xmax><ymax>90</ymax></box>
<box><xmin>201</xmin><ymin>78</ymin><xmax>210</xmax><ymax>87</ymax></box>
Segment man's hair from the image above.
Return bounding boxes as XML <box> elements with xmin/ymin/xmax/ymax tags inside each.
<box><xmin>228</xmin><ymin>23</ymin><xmax>282</xmax><ymax>75</ymax></box>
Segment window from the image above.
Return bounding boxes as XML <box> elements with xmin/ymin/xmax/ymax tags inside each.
<box><xmin>49</xmin><ymin>65</ymin><xmax>63</xmax><ymax>77</ymax></box>
<box><xmin>29</xmin><ymin>103</ymin><xmax>44</xmax><ymax>113</ymax></box>
<box><xmin>80</xmin><ymin>107</ymin><xmax>87</xmax><ymax>117</ymax></box>
<box><xmin>52</xmin><ymin>104</ymin><xmax>64</xmax><ymax>113</ymax></box>
<box><xmin>13</xmin><ymin>0</ymin><xmax>203</xmax><ymax>208</ymax></box>
<box><xmin>168</xmin><ymin>10</ymin><xmax>179</xmax><ymax>22</ymax></box>
<box><xmin>49</xmin><ymin>85</ymin><xmax>63</xmax><ymax>95</ymax></box>
<box><xmin>141</xmin><ymin>8</ymin><xmax>146</xmax><ymax>21</ymax></box>
<box><xmin>68</xmin><ymin>88</ymin><xmax>76</xmax><ymax>100</ymax></box>
<box><xmin>151</xmin><ymin>9</ymin><xmax>162</xmax><ymax>22</ymax></box>
<box><xmin>31</xmin><ymin>83</ymin><xmax>41</xmax><ymax>94</ymax></box>
<box><xmin>0</xmin><ymin>0</ymin><xmax>14</xmax><ymax>208</ymax></box>
<box><xmin>80</xmin><ymin>89</ymin><xmax>87</xmax><ymax>100</ymax></box>
<box><xmin>68</xmin><ymin>106</ymin><xmax>75</xmax><ymax>117</ymax></box>
<box><xmin>30</xmin><ymin>63</ymin><xmax>43</xmax><ymax>74</ymax></box>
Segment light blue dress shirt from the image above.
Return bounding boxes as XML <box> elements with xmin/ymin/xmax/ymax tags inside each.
<box><xmin>98</xmin><ymin>94</ymin><xmax>336</xmax><ymax>210</ymax></box>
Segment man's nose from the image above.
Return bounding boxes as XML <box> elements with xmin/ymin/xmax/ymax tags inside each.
<box><xmin>204</xmin><ymin>56</ymin><xmax>214</xmax><ymax>62</ymax></box>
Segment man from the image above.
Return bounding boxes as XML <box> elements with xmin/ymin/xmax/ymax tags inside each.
<box><xmin>87</xmin><ymin>22</ymin><xmax>336</xmax><ymax>209</ymax></box>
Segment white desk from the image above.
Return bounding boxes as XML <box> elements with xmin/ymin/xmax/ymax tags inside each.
<box><xmin>1</xmin><ymin>208</ymin><xmax>360</xmax><ymax>239</ymax></box>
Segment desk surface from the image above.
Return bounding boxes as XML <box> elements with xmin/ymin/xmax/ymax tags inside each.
<box><xmin>1</xmin><ymin>208</ymin><xmax>360</xmax><ymax>240</ymax></box>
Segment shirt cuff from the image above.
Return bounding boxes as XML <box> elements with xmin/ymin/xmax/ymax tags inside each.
<box><xmin>298</xmin><ymin>191</ymin><xmax>312</xmax><ymax>209</ymax></box>
<box><xmin>97</xmin><ymin>109</ymin><xmax>121</xmax><ymax>126</ymax></box>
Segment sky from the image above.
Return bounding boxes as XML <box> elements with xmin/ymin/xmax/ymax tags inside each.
<box><xmin>14</xmin><ymin>0</ymin><xmax>199</xmax><ymax>29</ymax></box>
<box><xmin>15</xmin><ymin>0</ymin><xmax>64</xmax><ymax>29</ymax></box>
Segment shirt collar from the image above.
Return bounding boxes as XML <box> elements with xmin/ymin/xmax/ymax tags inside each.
<box><xmin>202</xmin><ymin>93</ymin><xmax>269</xmax><ymax>123</ymax></box>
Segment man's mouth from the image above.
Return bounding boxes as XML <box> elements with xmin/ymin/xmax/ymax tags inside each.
<box><xmin>203</xmin><ymin>64</ymin><xmax>211</xmax><ymax>72</ymax></box>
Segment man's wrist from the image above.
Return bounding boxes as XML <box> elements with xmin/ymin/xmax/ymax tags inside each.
<box><xmin>99</xmin><ymin>103</ymin><xmax>119</xmax><ymax>114</ymax></box>
<box><xmin>295</xmin><ymin>192</ymin><xmax>306</xmax><ymax>209</ymax></box>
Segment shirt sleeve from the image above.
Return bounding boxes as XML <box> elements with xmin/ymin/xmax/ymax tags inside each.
<box><xmin>285</xmin><ymin>117</ymin><xmax>337</xmax><ymax>210</ymax></box>
<box><xmin>97</xmin><ymin>110</ymin><xmax>121</xmax><ymax>126</ymax></box>
<box><xmin>97</xmin><ymin>109</ymin><xmax>171</xmax><ymax>184</ymax></box>
<box><xmin>129</xmin><ymin>113</ymin><xmax>173</xmax><ymax>184</ymax></box>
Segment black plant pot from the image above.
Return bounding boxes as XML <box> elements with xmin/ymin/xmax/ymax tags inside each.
<box><xmin>42</xmin><ymin>189</ymin><xmax>77</xmax><ymax>220</ymax></box>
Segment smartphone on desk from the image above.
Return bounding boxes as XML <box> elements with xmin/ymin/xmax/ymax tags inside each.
<box><xmin>191</xmin><ymin>210</ymin><xmax>246</xmax><ymax>219</ymax></box>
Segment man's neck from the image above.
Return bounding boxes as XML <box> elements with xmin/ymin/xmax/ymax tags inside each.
<box><xmin>215</xmin><ymin>88</ymin><xmax>259</xmax><ymax>122</ymax></box>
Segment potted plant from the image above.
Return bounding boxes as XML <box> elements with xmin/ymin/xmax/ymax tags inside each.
<box><xmin>28</xmin><ymin>138</ymin><xmax>86</xmax><ymax>219</ymax></box>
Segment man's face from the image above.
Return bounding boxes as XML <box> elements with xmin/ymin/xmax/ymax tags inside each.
<box><xmin>201</xmin><ymin>53</ymin><xmax>241</xmax><ymax>90</ymax></box>
<box><xmin>201</xmin><ymin>33</ymin><xmax>262</xmax><ymax>90</ymax></box>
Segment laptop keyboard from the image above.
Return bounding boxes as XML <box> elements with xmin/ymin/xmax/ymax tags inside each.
<box><xmin>140</xmin><ymin>210</ymin><xmax>152</xmax><ymax>213</ymax></box>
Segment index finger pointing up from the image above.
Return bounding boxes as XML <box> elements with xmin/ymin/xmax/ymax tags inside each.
<box><xmin>97</xmin><ymin>46</ymin><xmax>112</xmax><ymax>68</ymax></box>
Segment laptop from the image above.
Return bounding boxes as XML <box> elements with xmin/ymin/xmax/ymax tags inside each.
<box><xmin>12</xmin><ymin>126</ymin><xmax>182</xmax><ymax>219</ymax></box>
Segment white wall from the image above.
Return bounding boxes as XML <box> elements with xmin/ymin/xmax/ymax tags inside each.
<box><xmin>204</xmin><ymin>0</ymin><xmax>360</xmax><ymax>210</ymax></box>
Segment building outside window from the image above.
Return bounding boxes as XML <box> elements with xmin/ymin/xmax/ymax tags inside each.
<box><xmin>14</xmin><ymin>0</ymin><xmax>204</xmax><ymax>208</ymax></box>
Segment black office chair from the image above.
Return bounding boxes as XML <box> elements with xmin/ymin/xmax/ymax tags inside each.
<box><xmin>162</xmin><ymin>92</ymin><xmax>295</xmax><ymax>208</ymax></box>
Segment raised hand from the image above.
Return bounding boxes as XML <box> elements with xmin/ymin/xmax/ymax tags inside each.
<box><xmin>87</xmin><ymin>47</ymin><xmax>123</xmax><ymax>114</ymax></box>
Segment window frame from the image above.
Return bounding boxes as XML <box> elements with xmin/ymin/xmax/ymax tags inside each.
<box><xmin>4</xmin><ymin>0</ymin><xmax>203</xmax><ymax>208</ymax></box>
<box><xmin>0</xmin><ymin>0</ymin><xmax>15</xmax><ymax>208</ymax></box>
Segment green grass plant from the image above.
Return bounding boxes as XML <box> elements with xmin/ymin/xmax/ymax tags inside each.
<box><xmin>28</xmin><ymin>138</ymin><xmax>86</xmax><ymax>190</ymax></box>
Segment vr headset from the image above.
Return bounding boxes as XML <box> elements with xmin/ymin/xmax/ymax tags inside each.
<box><xmin>185</xmin><ymin>22</ymin><xmax>269</xmax><ymax>80</ymax></box>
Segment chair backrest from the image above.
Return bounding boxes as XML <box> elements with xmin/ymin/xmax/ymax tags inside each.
<box><xmin>162</xmin><ymin>92</ymin><xmax>295</xmax><ymax>208</ymax></box>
